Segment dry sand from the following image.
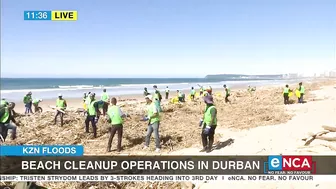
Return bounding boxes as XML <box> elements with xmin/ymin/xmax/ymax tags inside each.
<box><xmin>2</xmin><ymin>79</ymin><xmax>336</xmax><ymax>189</ymax></box>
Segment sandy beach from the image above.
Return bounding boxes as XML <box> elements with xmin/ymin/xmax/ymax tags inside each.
<box><xmin>2</xmin><ymin>79</ymin><xmax>336</xmax><ymax>189</ymax></box>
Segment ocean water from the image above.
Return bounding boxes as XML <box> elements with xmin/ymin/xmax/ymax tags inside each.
<box><xmin>1</xmin><ymin>78</ymin><xmax>292</xmax><ymax>101</ymax></box>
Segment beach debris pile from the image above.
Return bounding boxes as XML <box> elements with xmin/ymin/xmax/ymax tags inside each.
<box><xmin>7</xmin><ymin>86</ymin><xmax>294</xmax><ymax>152</ymax></box>
<box><xmin>4</xmin><ymin>83</ymin><xmax>331</xmax><ymax>189</ymax></box>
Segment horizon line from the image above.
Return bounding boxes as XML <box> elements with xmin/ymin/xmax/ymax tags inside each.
<box><xmin>0</xmin><ymin>73</ymin><xmax>290</xmax><ymax>79</ymax></box>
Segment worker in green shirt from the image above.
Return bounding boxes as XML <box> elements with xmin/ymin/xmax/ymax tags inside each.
<box><xmin>298</xmin><ymin>82</ymin><xmax>305</xmax><ymax>103</ymax></box>
<box><xmin>283</xmin><ymin>85</ymin><xmax>291</xmax><ymax>105</ymax></box>
<box><xmin>23</xmin><ymin>92</ymin><xmax>33</xmax><ymax>114</ymax></box>
<box><xmin>223</xmin><ymin>85</ymin><xmax>231</xmax><ymax>103</ymax></box>
<box><xmin>106</xmin><ymin>97</ymin><xmax>130</xmax><ymax>152</ymax></box>
<box><xmin>190</xmin><ymin>87</ymin><xmax>196</xmax><ymax>100</ymax></box>
<box><xmin>142</xmin><ymin>95</ymin><xmax>161</xmax><ymax>152</ymax></box>
<box><xmin>0</xmin><ymin>102</ymin><xmax>19</xmax><ymax>141</ymax></box>
<box><xmin>177</xmin><ymin>90</ymin><xmax>184</xmax><ymax>102</ymax></box>
<box><xmin>84</xmin><ymin>92</ymin><xmax>92</xmax><ymax>111</ymax></box>
<box><xmin>85</xmin><ymin>93</ymin><xmax>101</xmax><ymax>138</ymax></box>
<box><xmin>1</xmin><ymin>98</ymin><xmax>8</xmax><ymax>108</ymax></box>
<box><xmin>101</xmin><ymin>89</ymin><xmax>109</xmax><ymax>116</ymax></box>
<box><xmin>53</xmin><ymin>94</ymin><xmax>67</xmax><ymax>127</ymax></box>
<box><xmin>32</xmin><ymin>99</ymin><xmax>42</xmax><ymax>113</ymax></box>
<box><xmin>200</xmin><ymin>95</ymin><xmax>217</xmax><ymax>153</ymax></box>
<box><xmin>143</xmin><ymin>87</ymin><xmax>150</xmax><ymax>96</ymax></box>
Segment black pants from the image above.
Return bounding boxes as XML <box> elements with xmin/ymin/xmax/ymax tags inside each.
<box><xmin>284</xmin><ymin>93</ymin><xmax>289</xmax><ymax>104</ymax></box>
<box><xmin>107</xmin><ymin>125</ymin><xmax>123</xmax><ymax>151</ymax></box>
<box><xmin>225</xmin><ymin>94</ymin><xmax>230</xmax><ymax>103</ymax></box>
<box><xmin>103</xmin><ymin>102</ymin><xmax>108</xmax><ymax>116</ymax></box>
<box><xmin>85</xmin><ymin>115</ymin><xmax>97</xmax><ymax>137</ymax></box>
<box><xmin>201</xmin><ymin>126</ymin><xmax>215</xmax><ymax>150</ymax></box>
<box><xmin>165</xmin><ymin>92</ymin><xmax>169</xmax><ymax>99</ymax></box>
<box><xmin>299</xmin><ymin>93</ymin><xmax>304</xmax><ymax>103</ymax></box>
<box><xmin>0</xmin><ymin>124</ymin><xmax>8</xmax><ymax>141</ymax></box>
<box><xmin>191</xmin><ymin>95</ymin><xmax>195</xmax><ymax>100</ymax></box>
<box><xmin>54</xmin><ymin>110</ymin><xmax>64</xmax><ymax>126</ymax></box>
<box><xmin>33</xmin><ymin>104</ymin><xmax>39</xmax><ymax>113</ymax></box>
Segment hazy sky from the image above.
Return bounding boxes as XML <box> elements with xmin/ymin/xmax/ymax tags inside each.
<box><xmin>1</xmin><ymin>0</ymin><xmax>335</xmax><ymax>78</ymax></box>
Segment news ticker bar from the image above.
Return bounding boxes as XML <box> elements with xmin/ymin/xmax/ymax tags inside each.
<box><xmin>1</xmin><ymin>156</ymin><xmax>336</xmax><ymax>175</ymax></box>
<box><xmin>1</xmin><ymin>175</ymin><xmax>335</xmax><ymax>182</ymax></box>
<box><xmin>24</xmin><ymin>11</ymin><xmax>77</xmax><ymax>21</ymax></box>
<box><xmin>0</xmin><ymin>145</ymin><xmax>83</xmax><ymax>156</ymax></box>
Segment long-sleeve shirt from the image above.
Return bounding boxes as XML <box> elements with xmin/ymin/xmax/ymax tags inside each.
<box><xmin>23</xmin><ymin>95</ymin><xmax>32</xmax><ymax>104</ymax></box>
<box><xmin>92</xmin><ymin>101</ymin><xmax>101</xmax><ymax>116</ymax></box>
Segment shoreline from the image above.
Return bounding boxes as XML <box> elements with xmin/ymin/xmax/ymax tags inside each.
<box><xmin>6</xmin><ymin>78</ymin><xmax>318</xmax><ymax>114</ymax></box>
<box><xmin>13</xmin><ymin>83</ymin><xmax>280</xmax><ymax>114</ymax></box>
<box><xmin>1</xmin><ymin>78</ymin><xmax>322</xmax><ymax>103</ymax></box>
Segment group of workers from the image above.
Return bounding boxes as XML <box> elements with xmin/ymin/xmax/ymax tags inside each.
<box><xmin>23</xmin><ymin>92</ymin><xmax>43</xmax><ymax>114</ymax></box>
<box><xmin>283</xmin><ymin>82</ymin><xmax>305</xmax><ymax>105</ymax></box>
<box><xmin>2</xmin><ymin>82</ymin><xmax>302</xmax><ymax>154</ymax></box>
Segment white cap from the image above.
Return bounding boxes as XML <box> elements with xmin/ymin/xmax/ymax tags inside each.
<box><xmin>40</xmin><ymin>99</ymin><xmax>43</xmax><ymax>102</ymax></box>
<box><xmin>145</xmin><ymin>95</ymin><xmax>153</xmax><ymax>100</ymax></box>
<box><xmin>58</xmin><ymin>93</ymin><xmax>62</xmax><ymax>97</ymax></box>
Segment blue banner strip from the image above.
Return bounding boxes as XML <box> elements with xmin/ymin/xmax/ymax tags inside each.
<box><xmin>0</xmin><ymin>145</ymin><xmax>83</xmax><ymax>156</ymax></box>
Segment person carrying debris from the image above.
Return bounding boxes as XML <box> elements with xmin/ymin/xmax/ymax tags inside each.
<box><xmin>298</xmin><ymin>82</ymin><xmax>305</xmax><ymax>103</ymax></box>
<box><xmin>32</xmin><ymin>99</ymin><xmax>42</xmax><ymax>113</ymax></box>
<box><xmin>106</xmin><ymin>97</ymin><xmax>130</xmax><ymax>152</ymax></box>
<box><xmin>190</xmin><ymin>87</ymin><xmax>196</xmax><ymax>100</ymax></box>
<box><xmin>165</xmin><ymin>86</ymin><xmax>170</xmax><ymax>99</ymax></box>
<box><xmin>223</xmin><ymin>85</ymin><xmax>231</xmax><ymax>103</ymax></box>
<box><xmin>200</xmin><ymin>95</ymin><xmax>217</xmax><ymax>153</ymax></box>
<box><xmin>143</xmin><ymin>87</ymin><xmax>150</xmax><ymax>96</ymax></box>
<box><xmin>0</xmin><ymin>102</ymin><xmax>18</xmax><ymax>141</ymax></box>
<box><xmin>142</xmin><ymin>95</ymin><xmax>161</xmax><ymax>152</ymax></box>
<box><xmin>101</xmin><ymin>89</ymin><xmax>109</xmax><ymax>115</ymax></box>
<box><xmin>54</xmin><ymin>94</ymin><xmax>67</xmax><ymax>127</ymax></box>
<box><xmin>23</xmin><ymin>92</ymin><xmax>33</xmax><ymax>114</ymax></box>
<box><xmin>85</xmin><ymin>93</ymin><xmax>101</xmax><ymax>138</ymax></box>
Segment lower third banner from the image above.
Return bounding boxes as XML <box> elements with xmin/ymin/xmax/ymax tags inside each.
<box><xmin>1</xmin><ymin>156</ymin><xmax>335</xmax><ymax>175</ymax></box>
